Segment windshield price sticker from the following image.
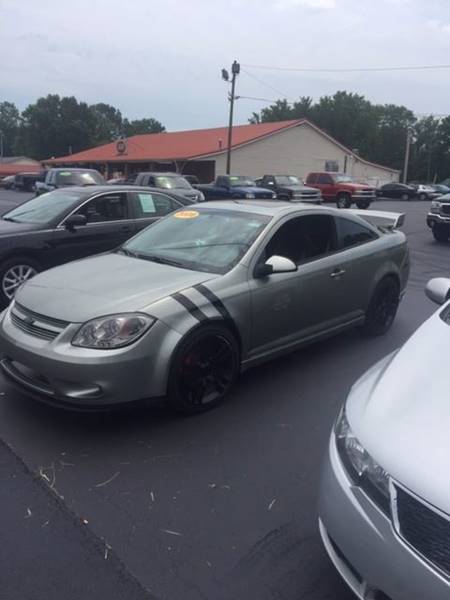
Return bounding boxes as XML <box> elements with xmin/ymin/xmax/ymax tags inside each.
<box><xmin>174</xmin><ymin>210</ymin><xmax>199</xmax><ymax>219</ymax></box>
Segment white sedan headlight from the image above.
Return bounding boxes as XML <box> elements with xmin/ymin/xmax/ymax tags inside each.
<box><xmin>72</xmin><ymin>313</ymin><xmax>155</xmax><ymax>349</ymax></box>
<box><xmin>335</xmin><ymin>410</ymin><xmax>390</xmax><ymax>513</ymax></box>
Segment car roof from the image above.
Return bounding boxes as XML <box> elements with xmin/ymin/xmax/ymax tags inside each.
<box><xmin>50</xmin><ymin>167</ymin><xmax>100</xmax><ymax>172</ymax></box>
<box><xmin>136</xmin><ymin>172</ymin><xmax>186</xmax><ymax>177</ymax></box>
<box><xmin>197</xmin><ymin>199</ymin><xmax>332</xmax><ymax>217</ymax></box>
<box><xmin>49</xmin><ymin>185</ymin><xmax>194</xmax><ymax>202</ymax></box>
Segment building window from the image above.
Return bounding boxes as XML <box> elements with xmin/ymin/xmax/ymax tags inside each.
<box><xmin>325</xmin><ymin>160</ymin><xmax>339</xmax><ymax>172</ymax></box>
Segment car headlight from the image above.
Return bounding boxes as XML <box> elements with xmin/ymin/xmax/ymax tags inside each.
<box><xmin>245</xmin><ymin>192</ymin><xmax>255</xmax><ymax>199</ymax></box>
<box><xmin>335</xmin><ymin>410</ymin><xmax>390</xmax><ymax>514</ymax></box>
<box><xmin>197</xmin><ymin>191</ymin><xmax>205</xmax><ymax>202</ymax></box>
<box><xmin>271</xmin><ymin>192</ymin><xmax>277</xmax><ymax>199</ymax></box>
<box><xmin>430</xmin><ymin>201</ymin><xmax>442</xmax><ymax>214</ymax></box>
<box><xmin>72</xmin><ymin>313</ymin><xmax>155</xmax><ymax>349</ymax></box>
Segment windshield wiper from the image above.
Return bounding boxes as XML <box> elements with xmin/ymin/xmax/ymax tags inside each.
<box><xmin>143</xmin><ymin>255</ymin><xmax>186</xmax><ymax>268</ymax></box>
<box><xmin>117</xmin><ymin>248</ymin><xmax>139</xmax><ymax>257</ymax></box>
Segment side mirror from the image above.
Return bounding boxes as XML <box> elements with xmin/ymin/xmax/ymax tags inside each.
<box><xmin>64</xmin><ymin>213</ymin><xmax>87</xmax><ymax>231</ymax></box>
<box><xmin>425</xmin><ymin>278</ymin><xmax>450</xmax><ymax>305</ymax></box>
<box><xmin>255</xmin><ymin>255</ymin><xmax>297</xmax><ymax>278</ymax></box>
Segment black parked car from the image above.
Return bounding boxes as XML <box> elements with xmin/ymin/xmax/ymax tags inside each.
<box><xmin>376</xmin><ymin>183</ymin><xmax>416</xmax><ymax>200</ymax></box>
<box><xmin>0</xmin><ymin>185</ymin><xmax>194</xmax><ymax>305</ymax></box>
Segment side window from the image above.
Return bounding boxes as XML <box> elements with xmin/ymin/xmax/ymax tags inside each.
<box><xmin>318</xmin><ymin>174</ymin><xmax>333</xmax><ymax>184</ymax></box>
<box><xmin>133</xmin><ymin>192</ymin><xmax>179</xmax><ymax>218</ymax></box>
<box><xmin>307</xmin><ymin>173</ymin><xmax>317</xmax><ymax>184</ymax></box>
<box><xmin>264</xmin><ymin>215</ymin><xmax>337</xmax><ymax>265</ymax></box>
<box><xmin>75</xmin><ymin>193</ymin><xmax>128</xmax><ymax>223</ymax></box>
<box><xmin>337</xmin><ymin>217</ymin><xmax>377</xmax><ymax>250</ymax></box>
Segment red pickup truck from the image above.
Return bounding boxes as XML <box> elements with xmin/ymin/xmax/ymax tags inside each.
<box><xmin>305</xmin><ymin>172</ymin><xmax>375</xmax><ymax>209</ymax></box>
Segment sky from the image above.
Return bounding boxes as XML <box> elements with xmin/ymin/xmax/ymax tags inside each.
<box><xmin>1</xmin><ymin>0</ymin><xmax>450</xmax><ymax>131</ymax></box>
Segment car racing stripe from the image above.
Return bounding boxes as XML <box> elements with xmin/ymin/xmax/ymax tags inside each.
<box><xmin>193</xmin><ymin>284</ymin><xmax>232</xmax><ymax>321</ymax></box>
<box><xmin>171</xmin><ymin>292</ymin><xmax>208</xmax><ymax>322</ymax></box>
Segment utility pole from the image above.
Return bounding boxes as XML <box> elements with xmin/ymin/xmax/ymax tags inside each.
<box><xmin>222</xmin><ymin>60</ymin><xmax>240</xmax><ymax>174</ymax></box>
<box><xmin>403</xmin><ymin>126</ymin><xmax>414</xmax><ymax>184</ymax></box>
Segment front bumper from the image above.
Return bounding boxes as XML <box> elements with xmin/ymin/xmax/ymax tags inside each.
<box><xmin>0</xmin><ymin>306</ymin><xmax>181</xmax><ymax>408</ymax></box>
<box><xmin>352</xmin><ymin>193</ymin><xmax>375</xmax><ymax>201</ymax></box>
<box><xmin>319</xmin><ymin>435</ymin><xmax>450</xmax><ymax>600</ymax></box>
<box><xmin>426</xmin><ymin>213</ymin><xmax>450</xmax><ymax>228</ymax></box>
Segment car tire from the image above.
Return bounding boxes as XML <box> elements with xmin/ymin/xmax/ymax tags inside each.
<box><xmin>336</xmin><ymin>193</ymin><xmax>351</xmax><ymax>209</ymax></box>
<box><xmin>278</xmin><ymin>195</ymin><xmax>290</xmax><ymax>202</ymax></box>
<box><xmin>419</xmin><ymin>193</ymin><xmax>427</xmax><ymax>201</ymax></box>
<box><xmin>167</xmin><ymin>324</ymin><xmax>240</xmax><ymax>415</ymax></box>
<box><xmin>0</xmin><ymin>257</ymin><xmax>41</xmax><ymax>306</ymax></box>
<box><xmin>433</xmin><ymin>224</ymin><xmax>450</xmax><ymax>243</ymax></box>
<box><xmin>401</xmin><ymin>193</ymin><xmax>409</xmax><ymax>201</ymax></box>
<box><xmin>362</xmin><ymin>276</ymin><xmax>400</xmax><ymax>337</ymax></box>
<box><xmin>355</xmin><ymin>200</ymin><xmax>370</xmax><ymax>209</ymax></box>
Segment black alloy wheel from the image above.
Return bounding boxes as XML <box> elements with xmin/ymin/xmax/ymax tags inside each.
<box><xmin>362</xmin><ymin>277</ymin><xmax>400</xmax><ymax>336</ymax></box>
<box><xmin>168</xmin><ymin>325</ymin><xmax>239</xmax><ymax>415</ymax></box>
<box><xmin>433</xmin><ymin>224</ymin><xmax>450</xmax><ymax>243</ymax></box>
<box><xmin>336</xmin><ymin>193</ymin><xmax>352</xmax><ymax>209</ymax></box>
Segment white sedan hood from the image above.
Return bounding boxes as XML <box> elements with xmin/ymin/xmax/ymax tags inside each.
<box><xmin>347</xmin><ymin>306</ymin><xmax>450</xmax><ymax>513</ymax></box>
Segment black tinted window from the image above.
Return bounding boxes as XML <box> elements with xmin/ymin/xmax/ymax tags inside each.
<box><xmin>265</xmin><ymin>215</ymin><xmax>336</xmax><ymax>265</ymax></box>
<box><xmin>337</xmin><ymin>217</ymin><xmax>377</xmax><ymax>249</ymax></box>
<box><xmin>133</xmin><ymin>192</ymin><xmax>179</xmax><ymax>218</ymax></box>
<box><xmin>75</xmin><ymin>193</ymin><xmax>128</xmax><ymax>222</ymax></box>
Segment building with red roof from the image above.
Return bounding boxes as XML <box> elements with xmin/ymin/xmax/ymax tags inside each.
<box><xmin>0</xmin><ymin>156</ymin><xmax>41</xmax><ymax>178</ymax></box>
<box><xmin>47</xmin><ymin>119</ymin><xmax>399</xmax><ymax>185</ymax></box>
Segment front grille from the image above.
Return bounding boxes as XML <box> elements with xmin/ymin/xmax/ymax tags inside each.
<box><xmin>10</xmin><ymin>302</ymin><xmax>69</xmax><ymax>341</ymax></box>
<box><xmin>394</xmin><ymin>484</ymin><xmax>450</xmax><ymax>578</ymax></box>
<box><xmin>441</xmin><ymin>204</ymin><xmax>450</xmax><ymax>216</ymax></box>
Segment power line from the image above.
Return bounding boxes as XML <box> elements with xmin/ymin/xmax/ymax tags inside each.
<box><xmin>242</xmin><ymin>63</ymin><xmax>450</xmax><ymax>73</ymax></box>
<box><xmin>237</xmin><ymin>95</ymin><xmax>293</xmax><ymax>104</ymax></box>
<box><xmin>241</xmin><ymin>69</ymin><xmax>293</xmax><ymax>100</ymax></box>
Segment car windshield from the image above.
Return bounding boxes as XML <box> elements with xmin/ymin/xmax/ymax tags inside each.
<box><xmin>275</xmin><ymin>176</ymin><xmax>300</xmax><ymax>185</ymax></box>
<box><xmin>154</xmin><ymin>176</ymin><xmax>191</xmax><ymax>190</ymax></box>
<box><xmin>3</xmin><ymin>190</ymin><xmax>84</xmax><ymax>224</ymax></box>
<box><xmin>229</xmin><ymin>176</ymin><xmax>256</xmax><ymax>187</ymax></box>
<box><xmin>333</xmin><ymin>174</ymin><xmax>353</xmax><ymax>183</ymax></box>
<box><xmin>55</xmin><ymin>171</ymin><xmax>104</xmax><ymax>186</ymax></box>
<box><xmin>122</xmin><ymin>209</ymin><xmax>270</xmax><ymax>274</ymax></box>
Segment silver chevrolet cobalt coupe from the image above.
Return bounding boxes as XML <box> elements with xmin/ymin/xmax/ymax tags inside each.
<box><xmin>319</xmin><ymin>278</ymin><xmax>450</xmax><ymax>599</ymax></box>
<box><xmin>0</xmin><ymin>201</ymin><xmax>409</xmax><ymax>414</ymax></box>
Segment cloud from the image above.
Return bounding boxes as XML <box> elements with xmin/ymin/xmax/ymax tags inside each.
<box><xmin>273</xmin><ymin>0</ymin><xmax>335</xmax><ymax>9</ymax></box>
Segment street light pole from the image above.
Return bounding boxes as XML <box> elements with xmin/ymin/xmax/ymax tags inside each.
<box><xmin>222</xmin><ymin>61</ymin><xmax>240</xmax><ymax>175</ymax></box>
<box><xmin>403</xmin><ymin>126</ymin><xmax>414</xmax><ymax>184</ymax></box>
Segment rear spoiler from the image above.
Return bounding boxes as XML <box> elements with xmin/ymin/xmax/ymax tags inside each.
<box><xmin>344</xmin><ymin>209</ymin><xmax>405</xmax><ymax>230</ymax></box>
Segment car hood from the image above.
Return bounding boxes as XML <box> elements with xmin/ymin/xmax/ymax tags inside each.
<box><xmin>281</xmin><ymin>185</ymin><xmax>319</xmax><ymax>193</ymax></box>
<box><xmin>15</xmin><ymin>253</ymin><xmax>215</xmax><ymax>323</ymax></box>
<box><xmin>347</xmin><ymin>308</ymin><xmax>450</xmax><ymax>512</ymax></box>
<box><xmin>0</xmin><ymin>219</ymin><xmax>41</xmax><ymax>235</ymax></box>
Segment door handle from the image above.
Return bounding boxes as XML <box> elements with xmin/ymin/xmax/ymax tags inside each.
<box><xmin>330</xmin><ymin>268</ymin><xmax>346</xmax><ymax>278</ymax></box>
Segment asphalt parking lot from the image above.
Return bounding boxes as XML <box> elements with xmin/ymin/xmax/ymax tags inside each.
<box><xmin>0</xmin><ymin>190</ymin><xmax>445</xmax><ymax>600</ymax></box>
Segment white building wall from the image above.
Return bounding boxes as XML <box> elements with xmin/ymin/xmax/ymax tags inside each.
<box><xmin>211</xmin><ymin>123</ymin><xmax>398</xmax><ymax>186</ymax></box>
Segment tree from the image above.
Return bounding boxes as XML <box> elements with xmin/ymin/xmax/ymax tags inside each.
<box><xmin>0</xmin><ymin>101</ymin><xmax>20</xmax><ymax>156</ymax></box>
<box><xmin>122</xmin><ymin>118</ymin><xmax>165</xmax><ymax>136</ymax></box>
<box><xmin>89</xmin><ymin>103</ymin><xmax>123</xmax><ymax>145</ymax></box>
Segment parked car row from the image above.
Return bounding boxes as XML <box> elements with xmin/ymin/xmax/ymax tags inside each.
<box><xmin>377</xmin><ymin>182</ymin><xmax>449</xmax><ymax>201</ymax></box>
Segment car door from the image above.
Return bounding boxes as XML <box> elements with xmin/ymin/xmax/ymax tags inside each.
<box><xmin>248</xmin><ymin>213</ymin><xmax>355</xmax><ymax>356</ymax></box>
<box><xmin>316</xmin><ymin>173</ymin><xmax>335</xmax><ymax>201</ymax></box>
<box><xmin>50</xmin><ymin>191</ymin><xmax>136</xmax><ymax>264</ymax></box>
<box><xmin>130</xmin><ymin>191</ymin><xmax>184</xmax><ymax>232</ymax></box>
<box><xmin>334</xmin><ymin>216</ymin><xmax>381</xmax><ymax>314</ymax></box>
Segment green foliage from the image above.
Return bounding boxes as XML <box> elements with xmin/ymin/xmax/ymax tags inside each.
<box><xmin>0</xmin><ymin>101</ymin><xmax>21</xmax><ymax>156</ymax></box>
<box><xmin>250</xmin><ymin>91</ymin><xmax>449</xmax><ymax>180</ymax></box>
<box><xmin>2</xmin><ymin>95</ymin><xmax>164</xmax><ymax>160</ymax></box>
<box><xmin>123</xmin><ymin>118</ymin><xmax>165</xmax><ymax>136</ymax></box>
